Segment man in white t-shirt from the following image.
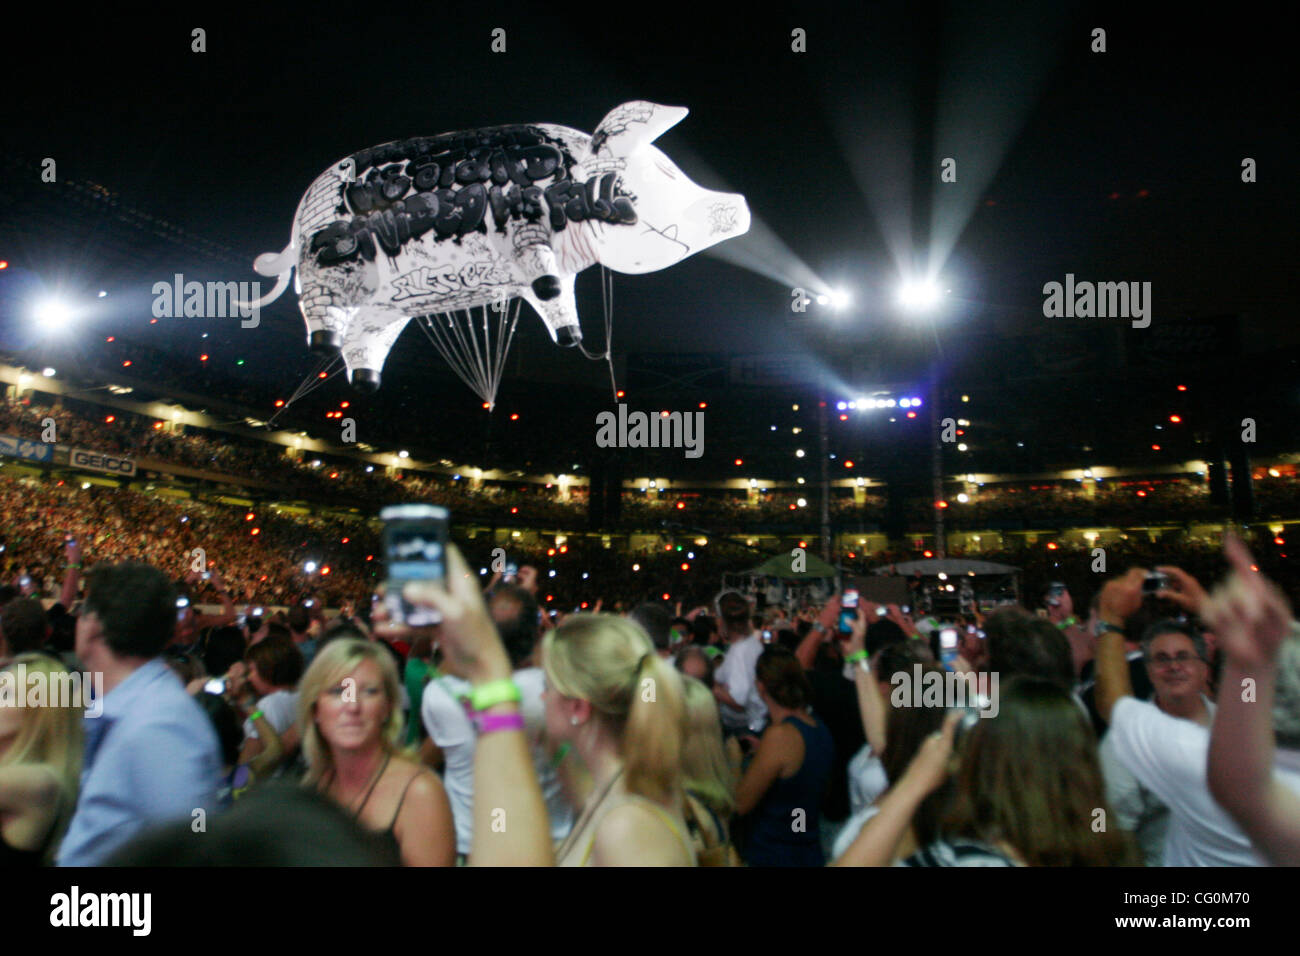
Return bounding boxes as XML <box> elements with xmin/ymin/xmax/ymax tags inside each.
<box><xmin>1096</xmin><ymin>565</ymin><xmax>1298</xmax><ymax>866</ymax></box>
<box><xmin>421</xmin><ymin>669</ymin><xmax>476</xmax><ymax>857</ymax></box>
<box><xmin>236</xmin><ymin>634</ymin><xmax>304</xmax><ymax>770</ymax></box>
<box><xmin>712</xmin><ymin>591</ymin><xmax>767</xmax><ymax>735</ymax></box>
<box><xmin>1100</xmin><ymin>619</ymin><xmax>1217</xmax><ymax>865</ymax></box>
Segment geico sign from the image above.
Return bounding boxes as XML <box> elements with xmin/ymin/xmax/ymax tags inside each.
<box><xmin>71</xmin><ymin>449</ymin><xmax>136</xmax><ymax>476</ymax></box>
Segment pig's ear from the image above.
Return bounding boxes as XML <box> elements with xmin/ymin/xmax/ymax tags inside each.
<box><xmin>588</xmin><ymin>102</ymin><xmax>689</xmax><ymax>158</ymax></box>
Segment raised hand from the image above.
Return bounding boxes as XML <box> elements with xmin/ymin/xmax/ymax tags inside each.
<box><xmin>1201</xmin><ymin>534</ymin><xmax>1293</xmax><ymax>669</ymax></box>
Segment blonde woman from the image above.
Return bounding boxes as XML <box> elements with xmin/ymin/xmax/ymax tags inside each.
<box><xmin>298</xmin><ymin>638</ymin><xmax>455</xmax><ymax>866</ymax></box>
<box><xmin>680</xmin><ymin>676</ymin><xmax>739</xmax><ymax>861</ymax></box>
<box><xmin>544</xmin><ymin>616</ymin><xmax>695</xmax><ymax>866</ymax></box>
<box><xmin>0</xmin><ymin>653</ymin><xmax>83</xmax><ymax>865</ymax></box>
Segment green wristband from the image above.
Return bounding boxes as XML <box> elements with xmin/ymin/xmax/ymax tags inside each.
<box><xmin>468</xmin><ymin>679</ymin><xmax>522</xmax><ymax>712</ymax></box>
<box><xmin>249</xmin><ymin>710</ymin><xmax>264</xmax><ymax>723</ymax></box>
<box><xmin>1057</xmin><ymin>616</ymin><xmax>1078</xmax><ymax>630</ymax></box>
<box><xmin>845</xmin><ymin>649</ymin><xmax>868</xmax><ymax>664</ymax></box>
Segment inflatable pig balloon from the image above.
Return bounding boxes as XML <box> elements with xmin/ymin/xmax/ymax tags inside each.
<box><xmin>242</xmin><ymin>101</ymin><xmax>750</xmax><ymax>392</ymax></box>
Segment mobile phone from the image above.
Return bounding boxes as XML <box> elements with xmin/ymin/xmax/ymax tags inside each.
<box><xmin>176</xmin><ymin>595</ymin><xmax>190</xmax><ymax>622</ymax></box>
<box><xmin>204</xmin><ymin>678</ymin><xmax>227</xmax><ymax>695</ymax></box>
<box><xmin>838</xmin><ymin>589</ymin><xmax>859</xmax><ymax>635</ymax></box>
<box><xmin>201</xmin><ymin>571</ymin><xmax>212</xmax><ymax>581</ymax></box>
<box><xmin>503</xmin><ymin>562</ymin><xmax>518</xmax><ymax>583</ymax></box>
<box><xmin>304</xmin><ymin>599</ymin><xmax>315</xmax><ymax>608</ymax></box>
<box><xmin>876</xmin><ymin>605</ymin><xmax>888</xmax><ymax>617</ymax></box>
<box><xmin>1143</xmin><ymin>571</ymin><xmax>1170</xmax><ymax>595</ymax></box>
<box><xmin>19</xmin><ymin>575</ymin><xmax>32</xmax><ymax>588</ymax></box>
<box><xmin>762</xmin><ymin>629</ymin><xmax>773</xmax><ymax>643</ymax></box>
<box><xmin>251</xmin><ymin>607</ymin><xmax>264</xmax><ymax>617</ymax></box>
<box><xmin>939</xmin><ymin>627</ymin><xmax>959</xmax><ymax>669</ymax></box>
<box><xmin>381</xmin><ymin>505</ymin><xmax>450</xmax><ymax>628</ymax></box>
<box><xmin>901</xmin><ymin>605</ymin><xmax>910</xmax><ymax>615</ymax></box>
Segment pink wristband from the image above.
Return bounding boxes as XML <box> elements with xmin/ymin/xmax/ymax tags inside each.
<box><xmin>475</xmin><ymin>712</ymin><xmax>525</xmax><ymax>735</ymax></box>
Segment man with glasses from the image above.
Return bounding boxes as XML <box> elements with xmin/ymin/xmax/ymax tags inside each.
<box><xmin>1096</xmin><ymin>567</ymin><xmax>1272</xmax><ymax>865</ymax></box>
<box><xmin>1099</xmin><ymin>619</ymin><xmax>1213</xmax><ymax>864</ymax></box>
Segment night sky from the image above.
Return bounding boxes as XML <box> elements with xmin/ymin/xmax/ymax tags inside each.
<box><xmin>0</xmin><ymin>1</ymin><xmax>1294</xmax><ymax>476</ymax></box>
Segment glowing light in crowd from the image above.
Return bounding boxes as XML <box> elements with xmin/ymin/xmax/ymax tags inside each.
<box><xmin>304</xmin><ymin>561</ymin><xmax>318</xmax><ymax>573</ymax></box>
<box><xmin>34</xmin><ymin>298</ymin><xmax>74</xmax><ymax>331</ymax></box>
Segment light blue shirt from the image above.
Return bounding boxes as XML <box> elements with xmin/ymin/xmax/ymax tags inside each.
<box><xmin>57</xmin><ymin>658</ymin><xmax>221</xmax><ymax>866</ymax></box>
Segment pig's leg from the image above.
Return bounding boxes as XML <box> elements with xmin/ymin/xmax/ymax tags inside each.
<box><xmin>512</xmin><ymin>225</ymin><xmax>564</xmax><ymax>302</ymax></box>
<box><xmin>297</xmin><ymin>244</ymin><xmax>379</xmax><ymax>354</ymax></box>
<box><xmin>520</xmin><ymin>274</ymin><xmax>582</xmax><ymax>347</ymax></box>
<box><xmin>342</xmin><ymin>307</ymin><xmax>410</xmax><ymax>393</ymax></box>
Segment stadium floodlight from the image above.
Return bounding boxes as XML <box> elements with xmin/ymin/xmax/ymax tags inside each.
<box><xmin>829</xmin><ymin>289</ymin><xmax>851</xmax><ymax>309</ymax></box>
<box><xmin>34</xmin><ymin>297</ymin><xmax>75</xmax><ymax>332</ymax></box>
<box><xmin>816</xmin><ymin>294</ymin><xmax>830</xmax><ymax>306</ymax></box>
<box><xmin>836</xmin><ymin>401</ymin><xmax>847</xmax><ymax>411</ymax></box>
<box><xmin>897</xmin><ymin>278</ymin><xmax>941</xmax><ymax>311</ymax></box>
<box><xmin>42</xmin><ymin>367</ymin><xmax>56</xmax><ymax>377</ymax></box>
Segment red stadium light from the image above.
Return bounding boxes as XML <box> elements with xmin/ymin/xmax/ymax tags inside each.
<box><xmin>0</xmin><ymin>260</ymin><xmax>8</xmax><ymax>269</ymax></box>
<box><xmin>616</xmin><ymin>390</ymin><xmax>625</xmax><ymax>399</ymax></box>
<box><xmin>152</xmin><ymin>421</ymin><xmax>163</xmax><ymax>430</ymax></box>
<box><xmin>559</xmin><ymin>545</ymin><xmax>568</xmax><ymax>554</ymax></box>
<box><xmin>798</xmin><ymin>541</ymin><xmax>807</xmax><ymax>548</ymax></box>
<box><xmin>245</xmin><ymin>512</ymin><xmax>254</xmax><ymax>520</ymax></box>
<box><xmin>274</xmin><ymin>399</ymin><xmax>285</xmax><ymax>407</ymax></box>
<box><xmin>321</xmin><ymin>566</ymin><xmax>331</xmax><ymax>575</ymax></box>
<box><xmin>510</xmin><ymin>413</ymin><xmax>519</xmax><ymax>421</ymax></box>
<box><xmin>580</xmin><ymin>602</ymin><xmax>588</xmax><ymax>609</ymax></box>
<box><xmin>847</xmin><ymin>552</ymin><xmax>856</xmax><ymax>559</ymax></box>
<box><xmin>200</xmin><ymin>354</ymin><xmax>209</xmax><ymax>362</ymax></box>
<box><xmin>260</xmin><ymin>575</ymin><xmax>268</xmax><ymax>581</ymax></box>
<box><xmin>329</xmin><ymin>472</ymin><xmax>338</xmax><ymax>479</ymax></box>
<box><xmin>1177</xmin><ymin>385</ymin><xmax>1187</xmax><ymax>391</ymax></box>
<box><xmin>662</xmin><ymin>593</ymin><xmax>670</xmax><ymax>600</ymax></box>
<box><xmin>150</xmin><ymin>318</ymin><xmax>157</xmax><ymax>324</ymax></box>
<box><xmin>482</xmin><ymin>402</ymin><xmax>490</xmax><ymax>409</ymax></box>
<box><xmin>923</xmin><ymin>550</ymin><xmax>933</xmax><ymax>558</ymax></box>
<box><xmin>1151</xmin><ymin>444</ymin><xmax>1161</xmax><ymax>451</ymax></box>
<box><xmin>907</xmin><ymin>411</ymin><xmax>916</xmax><ymax>418</ymax></box>
<box><xmin>1137</xmin><ymin>490</ymin><xmax>1147</xmax><ymax>497</ymax></box>
<box><xmin>788</xmin><ymin>504</ymin><xmax>796</xmax><ymax>510</ymax></box>
<box><xmin>734</xmin><ymin>459</ymin><xmax>743</xmax><ymax>466</ymax></box>
<box><xmin>106</xmin><ymin>336</ymin><xmax>115</xmax><ymax>342</ymax></box>
<box><xmin>318</xmin><ymin>371</ymin><xmax>328</xmax><ymax>379</ymax></box>
<box><xmin>1275</xmin><ymin>537</ymin><xmax>1285</xmax><ymax>546</ymax></box>
<box><xmin>342</xmin><ymin>537</ymin><xmax>349</xmax><ymax>544</ymax></box>
<box><xmin>122</xmin><ymin>360</ymin><xmax>132</xmax><ymax>367</ymax></box>
<box><xmin>547</xmin><ymin>595</ymin><xmax>554</xmax><ymax>602</ymax></box>
<box><xmin>681</xmin><ymin>563</ymin><xmax>689</xmax><ymax>571</ymax></box>
<box><xmin>936</xmin><ymin>500</ymin><xmax>948</xmax><ymax>509</ymax></box>
<box><xmin>698</xmin><ymin>402</ymin><xmax>707</xmax><ymax>409</ymax></box>
<box><xmin>839</xmin><ymin>414</ymin><xmax>848</xmax><ymax>421</ymax></box>
<box><xmin>1169</xmin><ymin>415</ymin><xmax>1181</xmax><ymax>423</ymax></box>
<box><xmin>1047</xmin><ymin>542</ymin><xmax>1058</xmax><ymax>550</ymax></box>
<box><xmin>251</xmin><ymin>528</ymin><xmax>260</xmax><ymax>535</ymax></box>
<box><xmin>547</xmin><ymin>548</ymin><xmax>556</xmax><ymax>556</ymax></box>
<box><xmin>510</xmin><ymin>506</ymin><xmax>518</xmax><ymax>514</ymax></box>
<box><xmin>366</xmin><ymin>555</ymin><xmax>373</xmax><ymax>561</ymax></box>
<box><xmin>676</xmin><ymin>501</ymin><xmax>685</xmax><ymax>510</ymax></box>
<box><xmin>104</xmin><ymin>415</ymin><xmax>115</xmax><ymax>424</ymax></box>
<box><xmin>844</xmin><ymin>461</ymin><xmax>854</xmax><ymax>469</ymax></box>
<box><xmin>340</xmin><ymin>401</ymin><xmax>350</xmax><ymax>409</ymax></box>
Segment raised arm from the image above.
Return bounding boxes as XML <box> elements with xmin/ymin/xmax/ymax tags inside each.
<box><xmin>1095</xmin><ymin>569</ymin><xmax>1146</xmax><ymax>724</ymax></box>
<box><xmin>833</xmin><ymin>712</ymin><xmax>959</xmax><ymax>866</ymax></box>
<box><xmin>1204</xmin><ymin>535</ymin><xmax>1300</xmax><ymax>865</ymax></box>
<box><xmin>405</xmin><ymin>545</ymin><xmax>552</xmax><ymax>866</ymax></box>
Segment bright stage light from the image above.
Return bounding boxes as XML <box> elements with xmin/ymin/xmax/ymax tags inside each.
<box><xmin>34</xmin><ymin>298</ymin><xmax>75</xmax><ymax>332</ymax></box>
<box><xmin>897</xmin><ymin>279</ymin><xmax>940</xmax><ymax>311</ymax></box>
<box><xmin>829</xmin><ymin>289</ymin><xmax>851</xmax><ymax>309</ymax></box>
<box><xmin>816</xmin><ymin>294</ymin><xmax>829</xmax><ymax>306</ymax></box>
